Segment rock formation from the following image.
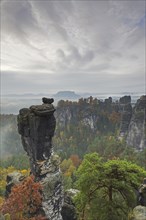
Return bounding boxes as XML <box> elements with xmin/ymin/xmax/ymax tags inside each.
<box><xmin>126</xmin><ymin>96</ymin><xmax>146</xmax><ymax>150</ymax></box>
<box><xmin>5</xmin><ymin>172</ymin><xmax>25</xmax><ymax>198</ymax></box>
<box><xmin>17</xmin><ymin>98</ymin><xmax>63</xmax><ymax>220</ymax></box>
<box><xmin>119</xmin><ymin>96</ymin><xmax>132</xmax><ymax>137</ymax></box>
<box><xmin>61</xmin><ymin>189</ymin><xmax>79</xmax><ymax>220</ymax></box>
<box><xmin>131</xmin><ymin>205</ymin><xmax>146</xmax><ymax>220</ymax></box>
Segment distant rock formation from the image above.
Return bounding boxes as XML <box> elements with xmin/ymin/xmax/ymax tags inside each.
<box><xmin>54</xmin><ymin>91</ymin><xmax>80</xmax><ymax>100</ymax></box>
<box><xmin>17</xmin><ymin>98</ymin><xmax>64</xmax><ymax>220</ymax></box>
<box><xmin>119</xmin><ymin>96</ymin><xmax>132</xmax><ymax>137</ymax></box>
<box><xmin>126</xmin><ymin>96</ymin><xmax>146</xmax><ymax>150</ymax></box>
<box><xmin>56</xmin><ymin>95</ymin><xmax>145</xmax><ymax>150</ymax></box>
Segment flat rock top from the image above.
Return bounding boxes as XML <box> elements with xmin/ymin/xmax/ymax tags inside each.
<box><xmin>30</xmin><ymin>104</ymin><xmax>55</xmax><ymax>111</ymax></box>
<box><xmin>29</xmin><ymin>104</ymin><xmax>55</xmax><ymax>116</ymax></box>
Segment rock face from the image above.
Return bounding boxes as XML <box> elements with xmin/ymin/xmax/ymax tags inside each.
<box><xmin>5</xmin><ymin>172</ymin><xmax>25</xmax><ymax>198</ymax></box>
<box><xmin>132</xmin><ymin>205</ymin><xmax>146</xmax><ymax>220</ymax></box>
<box><xmin>17</xmin><ymin>98</ymin><xmax>63</xmax><ymax>220</ymax></box>
<box><xmin>119</xmin><ymin>96</ymin><xmax>132</xmax><ymax>137</ymax></box>
<box><xmin>56</xmin><ymin>97</ymin><xmax>114</xmax><ymax>132</ymax></box>
<box><xmin>61</xmin><ymin>189</ymin><xmax>79</xmax><ymax>220</ymax></box>
<box><xmin>126</xmin><ymin>96</ymin><xmax>146</xmax><ymax>150</ymax></box>
<box><xmin>56</xmin><ymin>95</ymin><xmax>145</xmax><ymax>150</ymax></box>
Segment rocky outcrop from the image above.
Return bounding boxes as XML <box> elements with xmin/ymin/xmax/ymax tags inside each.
<box><xmin>5</xmin><ymin>172</ymin><xmax>25</xmax><ymax>197</ymax></box>
<box><xmin>131</xmin><ymin>205</ymin><xmax>146</xmax><ymax>220</ymax></box>
<box><xmin>17</xmin><ymin>98</ymin><xmax>63</xmax><ymax>220</ymax></box>
<box><xmin>61</xmin><ymin>189</ymin><xmax>79</xmax><ymax>220</ymax></box>
<box><xmin>126</xmin><ymin>96</ymin><xmax>146</xmax><ymax>150</ymax></box>
<box><xmin>119</xmin><ymin>96</ymin><xmax>132</xmax><ymax>137</ymax></box>
<box><xmin>56</xmin><ymin>99</ymin><xmax>108</xmax><ymax>132</ymax></box>
<box><xmin>56</xmin><ymin>95</ymin><xmax>145</xmax><ymax>150</ymax></box>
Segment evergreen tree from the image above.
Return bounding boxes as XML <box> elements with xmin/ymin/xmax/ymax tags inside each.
<box><xmin>74</xmin><ymin>153</ymin><xmax>146</xmax><ymax>220</ymax></box>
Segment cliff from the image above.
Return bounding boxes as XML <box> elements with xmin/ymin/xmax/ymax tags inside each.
<box><xmin>119</xmin><ymin>96</ymin><xmax>132</xmax><ymax>137</ymax></box>
<box><xmin>17</xmin><ymin>98</ymin><xmax>64</xmax><ymax>220</ymax></box>
<box><xmin>56</xmin><ymin>95</ymin><xmax>145</xmax><ymax>151</ymax></box>
<box><xmin>126</xmin><ymin>95</ymin><xmax>146</xmax><ymax>150</ymax></box>
<box><xmin>56</xmin><ymin>97</ymin><xmax>116</xmax><ymax>133</ymax></box>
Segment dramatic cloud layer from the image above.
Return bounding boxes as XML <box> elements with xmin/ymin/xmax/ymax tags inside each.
<box><xmin>1</xmin><ymin>0</ymin><xmax>145</xmax><ymax>94</ymax></box>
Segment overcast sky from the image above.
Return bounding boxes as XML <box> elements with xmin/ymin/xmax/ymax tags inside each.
<box><xmin>1</xmin><ymin>0</ymin><xmax>145</xmax><ymax>95</ymax></box>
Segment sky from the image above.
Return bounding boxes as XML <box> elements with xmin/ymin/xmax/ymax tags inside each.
<box><xmin>1</xmin><ymin>0</ymin><xmax>146</xmax><ymax>95</ymax></box>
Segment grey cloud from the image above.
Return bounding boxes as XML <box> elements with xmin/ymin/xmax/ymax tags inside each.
<box><xmin>1</xmin><ymin>0</ymin><xmax>145</xmax><ymax>94</ymax></box>
<box><xmin>2</xmin><ymin>1</ymin><xmax>34</xmax><ymax>38</ymax></box>
<box><xmin>2</xmin><ymin>70</ymin><xmax>145</xmax><ymax>95</ymax></box>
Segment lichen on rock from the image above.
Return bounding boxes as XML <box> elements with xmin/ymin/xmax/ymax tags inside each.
<box><xmin>132</xmin><ymin>205</ymin><xmax>146</xmax><ymax>220</ymax></box>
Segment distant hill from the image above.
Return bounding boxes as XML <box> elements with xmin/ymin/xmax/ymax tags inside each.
<box><xmin>53</xmin><ymin>91</ymin><xmax>81</xmax><ymax>100</ymax></box>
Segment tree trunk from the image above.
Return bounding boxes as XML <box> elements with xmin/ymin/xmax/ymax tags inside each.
<box><xmin>109</xmin><ymin>186</ymin><xmax>112</xmax><ymax>201</ymax></box>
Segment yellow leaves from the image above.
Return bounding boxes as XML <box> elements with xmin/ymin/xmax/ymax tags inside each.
<box><xmin>20</xmin><ymin>169</ymin><xmax>30</xmax><ymax>176</ymax></box>
<box><xmin>0</xmin><ymin>196</ymin><xmax>4</xmax><ymax>206</ymax></box>
<box><xmin>64</xmin><ymin>164</ymin><xmax>76</xmax><ymax>177</ymax></box>
<box><xmin>0</xmin><ymin>180</ymin><xmax>6</xmax><ymax>189</ymax></box>
<box><xmin>4</xmin><ymin>213</ymin><xmax>11</xmax><ymax>220</ymax></box>
<box><xmin>60</xmin><ymin>159</ymin><xmax>76</xmax><ymax>177</ymax></box>
<box><xmin>0</xmin><ymin>167</ymin><xmax>30</xmax><ymax>198</ymax></box>
<box><xmin>0</xmin><ymin>166</ymin><xmax>15</xmax><ymax>179</ymax></box>
<box><xmin>0</xmin><ymin>166</ymin><xmax>16</xmax><ymax>198</ymax></box>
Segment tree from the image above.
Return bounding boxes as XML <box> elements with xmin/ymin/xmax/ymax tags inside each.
<box><xmin>0</xmin><ymin>175</ymin><xmax>45</xmax><ymax>220</ymax></box>
<box><xmin>74</xmin><ymin>153</ymin><xmax>146</xmax><ymax>220</ymax></box>
<box><xmin>60</xmin><ymin>159</ymin><xmax>76</xmax><ymax>190</ymax></box>
<box><xmin>70</xmin><ymin>154</ymin><xmax>81</xmax><ymax>168</ymax></box>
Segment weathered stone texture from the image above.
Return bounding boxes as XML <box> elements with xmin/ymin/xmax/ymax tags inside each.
<box><xmin>17</xmin><ymin>99</ymin><xmax>63</xmax><ymax>220</ymax></box>
<box><xmin>126</xmin><ymin>96</ymin><xmax>146</xmax><ymax>150</ymax></box>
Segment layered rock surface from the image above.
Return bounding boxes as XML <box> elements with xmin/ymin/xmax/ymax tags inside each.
<box><xmin>119</xmin><ymin>96</ymin><xmax>132</xmax><ymax>137</ymax></box>
<box><xmin>56</xmin><ymin>95</ymin><xmax>145</xmax><ymax>150</ymax></box>
<box><xmin>126</xmin><ymin>96</ymin><xmax>146</xmax><ymax>150</ymax></box>
<box><xmin>17</xmin><ymin>98</ymin><xmax>63</xmax><ymax>220</ymax></box>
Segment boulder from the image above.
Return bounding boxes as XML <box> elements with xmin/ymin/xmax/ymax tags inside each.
<box><xmin>5</xmin><ymin>171</ymin><xmax>25</xmax><ymax>197</ymax></box>
<box><xmin>132</xmin><ymin>205</ymin><xmax>146</xmax><ymax>220</ymax></box>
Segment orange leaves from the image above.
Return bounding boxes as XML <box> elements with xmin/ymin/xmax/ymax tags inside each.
<box><xmin>70</xmin><ymin>154</ymin><xmax>81</xmax><ymax>168</ymax></box>
<box><xmin>0</xmin><ymin>175</ymin><xmax>43</xmax><ymax>220</ymax></box>
<box><xmin>109</xmin><ymin>111</ymin><xmax>121</xmax><ymax>124</ymax></box>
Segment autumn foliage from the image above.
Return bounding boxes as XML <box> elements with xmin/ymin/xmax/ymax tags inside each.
<box><xmin>70</xmin><ymin>154</ymin><xmax>81</xmax><ymax>167</ymax></box>
<box><xmin>0</xmin><ymin>175</ymin><xmax>46</xmax><ymax>220</ymax></box>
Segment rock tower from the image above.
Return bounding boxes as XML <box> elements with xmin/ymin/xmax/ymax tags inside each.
<box><xmin>126</xmin><ymin>95</ymin><xmax>146</xmax><ymax>150</ymax></box>
<box><xmin>17</xmin><ymin>98</ymin><xmax>63</xmax><ymax>220</ymax></box>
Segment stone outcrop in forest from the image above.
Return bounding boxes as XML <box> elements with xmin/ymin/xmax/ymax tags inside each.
<box><xmin>119</xmin><ymin>96</ymin><xmax>132</xmax><ymax>137</ymax></box>
<box><xmin>5</xmin><ymin>171</ymin><xmax>25</xmax><ymax>198</ymax></box>
<box><xmin>131</xmin><ymin>205</ymin><xmax>146</xmax><ymax>220</ymax></box>
<box><xmin>17</xmin><ymin>98</ymin><xmax>64</xmax><ymax>220</ymax></box>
